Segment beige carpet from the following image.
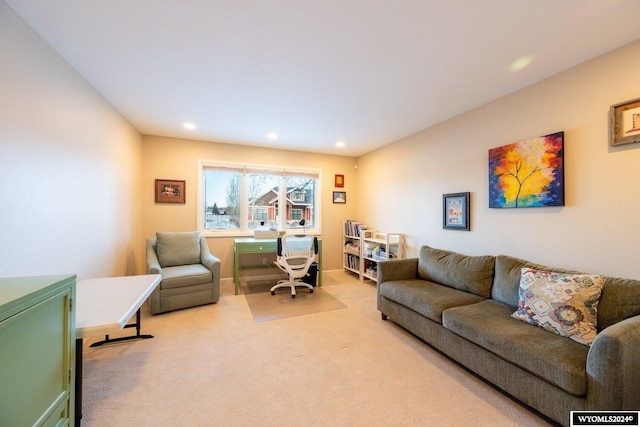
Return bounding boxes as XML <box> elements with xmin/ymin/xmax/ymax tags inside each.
<box><xmin>80</xmin><ymin>271</ymin><xmax>555</xmax><ymax>427</ymax></box>
<box><xmin>242</xmin><ymin>281</ymin><xmax>347</xmax><ymax>322</ymax></box>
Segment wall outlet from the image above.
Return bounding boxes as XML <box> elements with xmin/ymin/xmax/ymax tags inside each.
<box><xmin>262</xmin><ymin>257</ymin><xmax>268</xmax><ymax>265</ymax></box>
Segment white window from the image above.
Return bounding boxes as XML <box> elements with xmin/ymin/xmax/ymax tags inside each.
<box><xmin>198</xmin><ymin>161</ymin><xmax>321</xmax><ymax>236</ymax></box>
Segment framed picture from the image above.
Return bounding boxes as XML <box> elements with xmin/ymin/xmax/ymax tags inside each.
<box><xmin>610</xmin><ymin>97</ymin><xmax>640</xmax><ymax>146</ymax></box>
<box><xmin>155</xmin><ymin>179</ymin><xmax>185</xmax><ymax>203</ymax></box>
<box><xmin>333</xmin><ymin>191</ymin><xmax>346</xmax><ymax>204</ymax></box>
<box><xmin>334</xmin><ymin>174</ymin><xmax>345</xmax><ymax>188</ymax></box>
<box><xmin>443</xmin><ymin>192</ymin><xmax>470</xmax><ymax>231</ymax></box>
<box><xmin>488</xmin><ymin>132</ymin><xmax>564</xmax><ymax>208</ymax></box>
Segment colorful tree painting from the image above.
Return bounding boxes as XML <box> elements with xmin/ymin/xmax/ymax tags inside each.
<box><xmin>489</xmin><ymin>132</ymin><xmax>564</xmax><ymax>208</ymax></box>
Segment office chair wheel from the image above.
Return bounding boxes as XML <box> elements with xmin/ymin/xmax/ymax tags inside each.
<box><xmin>310</xmin><ymin>289</ymin><xmax>314</xmax><ymax>293</ymax></box>
<box><xmin>291</xmin><ymin>294</ymin><xmax>296</xmax><ymax>298</ymax></box>
<box><xmin>271</xmin><ymin>291</ymin><xmax>275</xmax><ymax>295</ymax></box>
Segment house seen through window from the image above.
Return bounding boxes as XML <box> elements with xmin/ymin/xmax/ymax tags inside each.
<box><xmin>198</xmin><ymin>161</ymin><xmax>321</xmax><ymax>235</ymax></box>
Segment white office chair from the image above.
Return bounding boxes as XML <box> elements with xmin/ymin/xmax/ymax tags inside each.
<box><xmin>271</xmin><ymin>234</ymin><xmax>318</xmax><ymax>298</ymax></box>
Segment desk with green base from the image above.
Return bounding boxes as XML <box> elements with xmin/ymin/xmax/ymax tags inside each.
<box><xmin>233</xmin><ymin>237</ymin><xmax>322</xmax><ymax>295</ymax></box>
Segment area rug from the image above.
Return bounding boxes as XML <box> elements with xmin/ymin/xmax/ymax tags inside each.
<box><xmin>241</xmin><ymin>280</ymin><xmax>280</xmax><ymax>294</ymax></box>
<box><xmin>242</xmin><ymin>282</ymin><xmax>347</xmax><ymax>322</ymax></box>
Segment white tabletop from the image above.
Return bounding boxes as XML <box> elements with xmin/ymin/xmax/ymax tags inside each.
<box><xmin>75</xmin><ymin>274</ymin><xmax>161</xmax><ymax>339</ymax></box>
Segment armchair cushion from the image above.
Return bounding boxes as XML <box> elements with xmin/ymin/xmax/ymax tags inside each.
<box><xmin>156</xmin><ymin>231</ymin><xmax>201</xmax><ymax>267</ymax></box>
<box><xmin>160</xmin><ymin>264</ymin><xmax>213</xmax><ymax>290</ymax></box>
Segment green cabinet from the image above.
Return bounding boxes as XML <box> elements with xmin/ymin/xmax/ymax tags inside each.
<box><xmin>0</xmin><ymin>275</ymin><xmax>76</xmax><ymax>427</ymax></box>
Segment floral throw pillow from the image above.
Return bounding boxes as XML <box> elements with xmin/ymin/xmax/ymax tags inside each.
<box><xmin>511</xmin><ymin>268</ymin><xmax>605</xmax><ymax>346</ymax></box>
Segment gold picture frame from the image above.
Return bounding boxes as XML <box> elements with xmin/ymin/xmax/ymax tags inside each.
<box><xmin>610</xmin><ymin>97</ymin><xmax>640</xmax><ymax>147</ymax></box>
<box><xmin>155</xmin><ymin>179</ymin><xmax>185</xmax><ymax>203</ymax></box>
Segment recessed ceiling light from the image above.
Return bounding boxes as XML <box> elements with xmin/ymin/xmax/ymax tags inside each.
<box><xmin>267</xmin><ymin>132</ymin><xmax>278</xmax><ymax>140</ymax></box>
<box><xmin>335</xmin><ymin>140</ymin><xmax>345</xmax><ymax>148</ymax></box>
<box><xmin>509</xmin><ymin>55</ymin><xmax>533</xmax><ymax>72</ymax></box>
<box><xmin>183</xmin><ymin>122</ymin><xmax>196</xmax><ymax>130</ymax></box>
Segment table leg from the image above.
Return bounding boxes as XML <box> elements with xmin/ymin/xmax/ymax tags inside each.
<box><xmin>89</xmin><ymin>309</ymin><xmax>153</xmax><ymax>347</ymax></box>
<box><xmin>318</xmin><ymin>240</ymin><xmax>322</xmax><ymax>287</ymax></box>
<box><xmin>75</xmin><ymin>338</ymin><xmax>83</xmax><ymax>427</ymax></box>
<box><xmin>234</xmin><ymin>247</ymin><xmax>239</xmax><ymax>295</ymax></box>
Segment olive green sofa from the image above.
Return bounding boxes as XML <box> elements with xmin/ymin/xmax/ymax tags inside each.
<box><xmin>377</xmin><ymin>245</ymin><xmax>640</xmax><ymax>426</ymax></box>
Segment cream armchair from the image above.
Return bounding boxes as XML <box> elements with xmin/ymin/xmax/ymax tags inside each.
<box><xmin>146</xmin><ymin>231</ymin><xmax>220</xmax><ymax>314</ymax></box>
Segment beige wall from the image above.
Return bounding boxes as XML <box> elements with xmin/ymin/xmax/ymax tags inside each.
<box><xmin>4</xmin><ymin>0</ymin><xmax>640</xmax><ymax>283</ymax></box>
<box><xmin>356</xmin><ymin>39</ymin><xmax>640</xmax><ymax>279</ymax></box>
<box><xmin>0</xmin><ymin>2</ymin><xmax>144</xmax><ymax>279</ymax></box>
<box><xmin>142</xmin><ymin>135</ymin><xmax>357</xmax><ymax>278</ymax></box>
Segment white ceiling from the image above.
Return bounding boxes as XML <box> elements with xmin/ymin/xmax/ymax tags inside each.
<box><xmin>7</xmin><ymin>0</ymin><xmax>640</xmax><ymax>157</ymax></box>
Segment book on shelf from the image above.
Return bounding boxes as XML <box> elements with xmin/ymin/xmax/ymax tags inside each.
<box><xmin>344</xmin><ymin>220</ymin><xmax>367</xmax><ymax>237</ymax></box>
<box><xmin>344</xmin><ymin>253</ymin><xmax>360</xmax><ymax>270</ymax></box>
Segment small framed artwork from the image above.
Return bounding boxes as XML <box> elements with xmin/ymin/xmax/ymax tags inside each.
<box><xmin>155</xmin><ymin>179</ymin><xmax>185</xmax><ymax>203</ymax></box>
<box><xmin>333</xmin><ymin>191</ymin><xmax>346</xmax><ymax>204</ymax></box>
<box><xmin>443</xmin><ymin>192</ymin><xmax>470</xmax><ymax>231</ymax></box>
<box><xmin>610</xmin><ymin>97</ymin><xmax>640</xmax><ymax>146</ymax></box>
<box><xmin>335</xmin><ymin>174</ymin><xmax>345</xmax><ymax>188</ymax></box>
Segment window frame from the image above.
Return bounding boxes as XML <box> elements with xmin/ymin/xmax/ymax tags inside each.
<box><xmin>197</xmin><ymin>160</ymin><xmax>322</xmax><ymax>237</ymax></box>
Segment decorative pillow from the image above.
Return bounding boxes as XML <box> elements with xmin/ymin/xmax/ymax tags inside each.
<box><xmin>156</xmin><ymin>231</ymin><xmax>201</xmax><ymax>267</ymax></box>
<box><xmin>511</xmin><ymin>268</ymin><xmax>605</xmax><ymax>346</ymax></box>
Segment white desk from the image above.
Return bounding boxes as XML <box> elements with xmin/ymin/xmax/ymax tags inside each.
<box><xmin>76</xmin><ymin>274</ymin><xmax>160</xmax><ymax>339</ymax></box>
<box><xmin>75</xmin><ymin>274</ymin><xmax>161</xmax><ymax>426</ymax></box>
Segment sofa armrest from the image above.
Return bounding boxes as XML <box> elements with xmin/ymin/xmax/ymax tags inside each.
<box><xmin>586</xmin><ymin>314</ymin><xmax>640</xmax><ymax>410</ymax></box>
<box><xmin>378</xmin><ymin>258</ymin><xmax>419</xmax><ymax>283</ymax></box>
<box><xmin>200</xmin><ymin>237</ymin><xmax>221</xmax><ymax>278</ymax></box>
<box><xmin>146</xmin><ymin>238</ymin><xmax>162</xmax><ymax>275</ymax></box>
<box><xmin>377</xmin><ymin>258</ymin><xmax>419</xmax><ymax>315</ymax></box>
<box><xmin>200</xmin><ymin>237</ymin><xmax>221</xmax><ymax>302</ymax></box>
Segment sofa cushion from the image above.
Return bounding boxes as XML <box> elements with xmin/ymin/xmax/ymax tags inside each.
<box><xmin>511</xmin><ymin>268</ymin><xmax>605</xmax><ymax>346</ymax></box>
<box><xmin>156</xmin><ymin>231</ymin><xmax>201</xmax><ymax>267</ymax></box>
<box><xmin>417</xmin><ymin>246</ymin><xmax>495</xmax><ymax>298</ymax></box>
<box><xmin>492</xmin><ymin>255</ymin><xmax>578</xmax><ymax>308</ymax></box>
<box><xmin>597</xmin><ymin>276</ymin><xmax>640</xmax><ymax>331</ymax></box>
<box><xmin>378</xmin><ymin>279</ymin><xmax>485</xmax><ymax>324</ymax></box>
<box><xmin>443</xmin><ymin>299</ymin><xmax>589</xmax><ymax>396</ymax></box>
<box><xmin>161</xmin><ymin>264</ymin><xmax>212</xmax><ymax>290</ymax></box>
<box><xmin>492</xmin><ymin>255</ymin><xmax>640</xmax><ymax>332</ymax></box>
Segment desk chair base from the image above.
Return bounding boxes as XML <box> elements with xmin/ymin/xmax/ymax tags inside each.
<box><xmin>270</xmin><ymin>280</ymin><xmax>314</xmax><ymax>298</ymax></box>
